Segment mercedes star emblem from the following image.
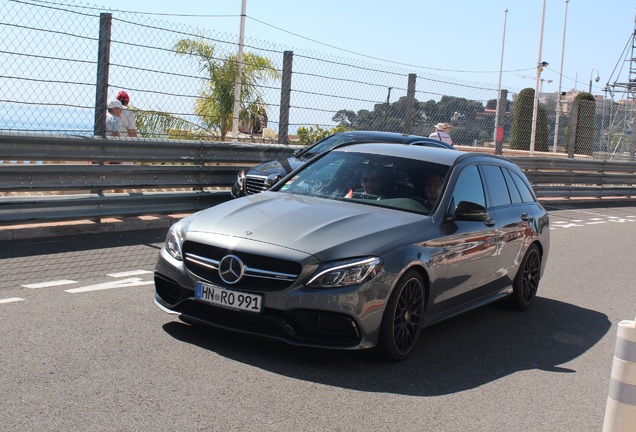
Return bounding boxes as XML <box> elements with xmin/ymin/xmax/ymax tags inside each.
<box><xmin>218</xmin><ymin>254</ymin><xmax>244</xmax><ymax>284</ymax></box>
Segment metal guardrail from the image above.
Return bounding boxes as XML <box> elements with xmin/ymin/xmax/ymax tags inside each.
<box><xmin>513</xmin><ymin>157</ymin><xmax>636</xmax><ymax>199</ymax></box>
<box><xmin>1</xmin><ymin>134</ymin><xmax>636</xmax><ymax>226</ymax></box>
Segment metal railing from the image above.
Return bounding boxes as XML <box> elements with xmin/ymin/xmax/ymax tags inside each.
<box><xmin>1</xmin><ymin>134</ymin><xmax>636</xmax><ymax>226</ymax></box>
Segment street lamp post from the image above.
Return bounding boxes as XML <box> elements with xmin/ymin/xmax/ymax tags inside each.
<box><xmin>494</xmin><ymin>8</ymin><xmax>509</xmax><ymax>155</ymax></box>
<box><xmin>553</xmin><ymin>0</ymin><xmax>569</xmax><ymax>153</ymax></box>
<box><xmin>589</xmin><ymin>68</ymin><xmax>600</xmax><ymax>93</ymax></box>
<box><xmin>530</xmin><ymin>0</ymin><xmax>547</xmax><ymax>155</ymax></box>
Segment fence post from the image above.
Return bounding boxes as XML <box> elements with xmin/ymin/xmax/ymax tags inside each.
<box><xmin>495</xmin><ymin>89</ymin><xmax>508</xmax><ymax>155</ymax></box>
<box><xmin>278</xmin><ymin>50</ymin><xmax>293</xmax><ymax>144</ymax></box>
<box><xmin>602</xmin><ymin>317</ymin><xmax>636</xmax><ymax>431</ymax></box>
<box><xmin>402</xmin><ymin>74</ymin><xmax>416</xmax><ymax>134</ymax></box>
<box><xmin>567</xmin><ymin>101</ymin><xmax>579</xmax><ymax>159</ymax></box>
<box><xmin>94</xmin><ymin>13</ymin><xmax>112</xmax><ymax>137</ymax></box>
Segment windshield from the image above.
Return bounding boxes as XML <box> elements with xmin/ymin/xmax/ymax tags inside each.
<box><xmin>301</xmin><ymin>134</ymin><xmax>358</xmax><ymax>159</ymax></box>
<box><xmin>277</xmin><ymin>151</ymin><xmax>451</xmax><ymax>215</ymax></box>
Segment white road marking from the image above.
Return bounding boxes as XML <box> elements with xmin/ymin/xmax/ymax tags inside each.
<box><xmin>0</xmin><ymin>297</ymin><xmax>25</xmax><ymax>304</ymax></box>
<box><xmin>65</xmin><ymin>277</ymin><xmax>154</xmax><ymax>293</ymax></box>
<box><xmin>551</xmin><ymin>214</ymin><xmax>636</xmax><ymax>229</ymax></box>
<box><xmin>21</xmin><ymin>280</ymin><xmax>78</xmax><ymax>289</ymax></box>
<box><xmin>107</xmin><ymin>270</ymin><xmax>153</xmax><ymax>278</ymax></box>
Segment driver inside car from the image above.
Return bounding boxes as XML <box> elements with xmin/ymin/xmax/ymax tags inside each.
<box><xmin>345</xmin><ymin>168</ymin><xmax>395</xmax><ymax>199</ymax></box>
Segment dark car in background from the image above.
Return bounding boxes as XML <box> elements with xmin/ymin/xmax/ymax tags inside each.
<box><xmin>155</xmin><ymin>143</ymin><xmax>549</xmax><ymax>361</ymax></box>
<box><xmin>231</xmin><ymin>130</ymin><xmax>455</xmax><ymax>197</ymax></box>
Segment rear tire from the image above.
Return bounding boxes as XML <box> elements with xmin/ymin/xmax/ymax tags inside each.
<box><xmin>377</xmin><ymin>270</ymin><xmax>425</xmax><ymax>362</ymax></box>
<box><xmin>509</xmin><ymin>244</ymin><xmax>541</xmax><ymax>311</ymax></box>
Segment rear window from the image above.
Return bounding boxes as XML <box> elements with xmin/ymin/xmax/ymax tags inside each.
<box><xmin>480</xmin><ymin>164</ymin><xmax>511</xmax><ymax>208</ymax></box>
<box><xmin>507</xmin><ymin>169</ymin><xmax>536</xmax><ymax>203</ymax></box>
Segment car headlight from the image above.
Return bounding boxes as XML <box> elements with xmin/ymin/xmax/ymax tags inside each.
<box><xmin>164</xmin><ymin>220</ymin><xmax>187</xmax><ymax>261</ymax></box>
<box><xmin>236</xmin><ymin>170</ymin><xmax>246</xmax><ymax>188</ymax></box>
<box><xmin>307</xmin><ymin>257</ymin><xmax>383</xmax><ymax>288</ymax></box>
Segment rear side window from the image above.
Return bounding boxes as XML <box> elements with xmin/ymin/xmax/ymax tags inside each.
<box><xmin>480</xmin><ymin>164</ymin><xmax>511</xmax><ymax>208</ymax></box>
<box><xmin>508</xmin><ymin>169</ymin><xmax>536</xmax><ymax>203</ymax></box>
<box><xmin>502</xmin><ymin>168</ymin><xmax>523</xmax><ymax>204</ymax></box>
<box><xmin>450</xmin><ymin>164</ymin><xmax>486</xmax><ymax>208</ymax></box>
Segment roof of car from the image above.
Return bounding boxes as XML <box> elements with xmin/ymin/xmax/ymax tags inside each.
<box><xmin>331</xmin><ymin>142</ymin><xmax>501</xmax><ymax>166</ymax></box>
<box><xmin>333</xmin><ymin>130</ymin><xmax>453</xmax><ymax>146</ymax></box>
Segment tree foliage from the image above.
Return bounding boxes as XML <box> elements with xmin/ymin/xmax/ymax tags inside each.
<box><xmin>135</xmin><ymin>37</ymin><xmax>280</xmax><ymax>140</ymax></box>
<box><xmin>296</xmin><ymin>124</ymin><xmax>350</xmax><ymax>146</ymax></box>
<box><xmin>565</xmin><ymin>92</ymin><xmax>596</xmax><ymax>156</ymax></box>
<box><xmin>331</xmin><ymin>95</ymin><xmax>502</xmax><ymax>146</ymax></box>
<box><xmin>509</xmin><ymin>88</ymin><xmax>534</xmax><ymax>150</ymax></box>
<box><xmin>508</xmin><ymin>88</ymin><xmax>549</xmax><ymax>152</ymax></box>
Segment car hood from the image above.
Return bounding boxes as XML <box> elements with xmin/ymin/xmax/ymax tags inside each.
<box><xmin>186</xmin><ymin>192</ymin><xmax>432</xmax><ymax>261</ymax></box>
<box><xmin>246</xmin><ymin>157</ymin><xmax>306</xmax><ymax>177</ymax></box>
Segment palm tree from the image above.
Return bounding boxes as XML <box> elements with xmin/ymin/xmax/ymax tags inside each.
<box><xmin>136</xmin><ymin>36</ymin><xmax>280</xmax><ymax>140</ymax></box>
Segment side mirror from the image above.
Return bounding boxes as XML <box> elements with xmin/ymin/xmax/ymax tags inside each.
<box><xmin>264</xmin><ymin>174</ymin><xmax>282</xmax><ymax>189</ymax></box>
<box><xmin>453</xmin><ymin>201</ymin><xmax>489</xmax><ymax>222</ymax></box>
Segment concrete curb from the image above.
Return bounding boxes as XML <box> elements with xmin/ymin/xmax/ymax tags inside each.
<box><xmin>0</xmin><ymin>214</ymin><xmax>188</xmax><ymax>241</ymax></box>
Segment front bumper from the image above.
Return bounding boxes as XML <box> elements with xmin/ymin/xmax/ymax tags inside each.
<box><xmin>154</xmin><ymin>272</ymin><xmax>379</xmax><ymax>350</ymax></box>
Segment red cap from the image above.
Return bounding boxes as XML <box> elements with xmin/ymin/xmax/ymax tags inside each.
<box><xmin>116</xmin><ymin>91</ymin><xmax>130</xmax><ymax>103</ymax></box>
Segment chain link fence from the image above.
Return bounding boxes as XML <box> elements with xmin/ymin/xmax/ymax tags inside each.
<box><xmin>1</xmin><ymin>0</ymin><xmax>635</xmax><ymax>160</ymax></box>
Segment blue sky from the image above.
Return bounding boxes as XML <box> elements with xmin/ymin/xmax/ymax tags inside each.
<box><xmin>95</xmin><ymin>0</ymin><xmax>636</xmax><ymax>96</ymax></box>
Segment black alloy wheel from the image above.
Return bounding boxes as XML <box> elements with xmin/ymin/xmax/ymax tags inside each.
<box><xmin>378</xmin><ymin>270</ymin><xmax>425</xmax><ymax>362</ymax></box>
<box><xmin>509</xmin><ymin>244</ymin><xmax>541</xmax><ymax>311</ymax></box>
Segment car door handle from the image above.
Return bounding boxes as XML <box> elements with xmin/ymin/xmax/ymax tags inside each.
<box><xmin>521</xmin><ymin>213</ymin><xmax>531</xmax><ymax>221</ymax></box>
<box><xmin>484</xmin><ymin>218</ymin><xmax>496</xmax><ymax>227</ymax></box>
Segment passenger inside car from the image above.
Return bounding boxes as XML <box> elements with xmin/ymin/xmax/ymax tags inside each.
<box><xmin>424</xmin><ymin>171</ymin><xmax>444</xmax><ymax>207</ymax></box>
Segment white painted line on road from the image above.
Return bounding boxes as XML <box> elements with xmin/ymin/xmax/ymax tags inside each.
<box><xmin>65</xmin><ymin>278</ymin><xmax>154</xmax><ymax>294</ymax></box>
<box><xmin>21</xmin><ymin>280</ymin><xmax>77</xmax><ymax>289</ymax></box>
<box><xmin>107</xmin><ymin>270</ymin><xmax>153</xmax><ymax>278</ymax></box>
<box><xmin>0</xmin><ymin>297</ymin><xmax>25</xmax><ymax>304</ymax></box>
<box><xmin>586</xmin><ymin>221</ymin><xmax>606</xmax><ymax>225</ymax></box>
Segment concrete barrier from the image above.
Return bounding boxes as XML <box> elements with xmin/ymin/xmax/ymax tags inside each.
<box><xmin>603</xmin><ymin>318</ymin><xmax>636</xmax><ymax>431</ymax></box>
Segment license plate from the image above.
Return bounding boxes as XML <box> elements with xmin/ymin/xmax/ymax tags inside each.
<box><xmin>195</xmin><ymin>281</ymin><xmax>262</xmax><ymax>313</ymax></box>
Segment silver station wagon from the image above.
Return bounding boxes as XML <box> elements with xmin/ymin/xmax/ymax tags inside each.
<box><xmin>154</xmin><ymin>143</ymin><xmax>550</xmax><ymax>361</ymax></box>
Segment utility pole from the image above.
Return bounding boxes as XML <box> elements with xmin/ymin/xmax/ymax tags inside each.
<box><xmin>530</xmin><ymin>0</ymin><xmax>547</xmax><ymax>155</ymax></box>
<box><xmin>231</xmin><ymin>0</ymin><xmax>247</xmax><ymax>140</ymax></box>
<box><xmin>554</xmin><ymin>0</ymin><xmax>569</xmax><ymax>153</ymax></box>
<box><xmin>494</xmin><ymin>8</ymin><xmax>508</xmax><ymax>155</ymax></box>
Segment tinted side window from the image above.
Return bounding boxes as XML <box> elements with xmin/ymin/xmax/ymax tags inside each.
<box><xmin>451</xmin><ymin>164</ymin><xmax>486</xmax><ymax>208</ymax></box>
<box><xmin>509</xmin><ymin>170</ymin><xmax>535</xmax><ymax>203</ymax></box>
<box><xmin>502</xmin><ymin>168</ymin><xmax>523</xmax><ymax>204</ymax></box>
<box><xmin>480</xmin><ymin>164</ymin><xmax>511</xmax><ymax>207</ymax></box>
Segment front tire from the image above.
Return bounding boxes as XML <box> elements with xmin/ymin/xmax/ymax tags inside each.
<box><xmin>377</xmin><ymin>270</ymin><xmax>425</xmax><ymax>362</ymax></box>
<box><xmin>509</xmin><ymin>244</ymin><xmax>541</xmax><ymax>311</ymax></box>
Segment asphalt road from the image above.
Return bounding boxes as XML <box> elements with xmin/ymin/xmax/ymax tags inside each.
<box><xmin>0</xmin><ymin>203</ymin><xmax>635</xmax><ymax>431</ymax></box>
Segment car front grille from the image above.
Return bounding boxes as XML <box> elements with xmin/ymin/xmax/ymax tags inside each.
<box><xmin>245</xmin><ymin>175</ymin><xmax>268</xmax><ymax>195</ymax></box>
<box><xmin>179</xmin><ymin>301</ymin><xmax>361</xmax><ymax>346</ymax></box>
<box><xmin>183</xmin><ymin>241</ymin><xmax>302</xmax><ymax>292</ymax></box>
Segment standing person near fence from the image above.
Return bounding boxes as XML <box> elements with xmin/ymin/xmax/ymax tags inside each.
<box><xmin>105</xmin><ymin>100</ymin><xmax>123</xmax><ymax>137</ymax></box>
<box><xmin>429</xmin><ymin>122</ymin><xmax>453</xmax><ymax>146</ymax></box>
<box><xmin>116</xmin><ymin>91</ymin><xmax>137</xmax><ymax>138</ymax></box>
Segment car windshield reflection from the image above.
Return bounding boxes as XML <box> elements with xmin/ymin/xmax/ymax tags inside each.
<box><xmin>277</xmin><ymin>151</ymin><xmax>450</xmax><ymax>215</ymax></box>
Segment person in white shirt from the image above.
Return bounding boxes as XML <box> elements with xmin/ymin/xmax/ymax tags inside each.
<box><xmin>429</xmin><ymin>122</ymin><xmax>453</xmax><ymax>145</ymax></box>
<box><xmin>116</xmin><ymin>91</ymin><xmax>137</xmax><ymax>138</ymax></box>
<box><xmin>105</xmin><ymin>100</ymin><xmax>123</xmax><ymax>137</ymax></box>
